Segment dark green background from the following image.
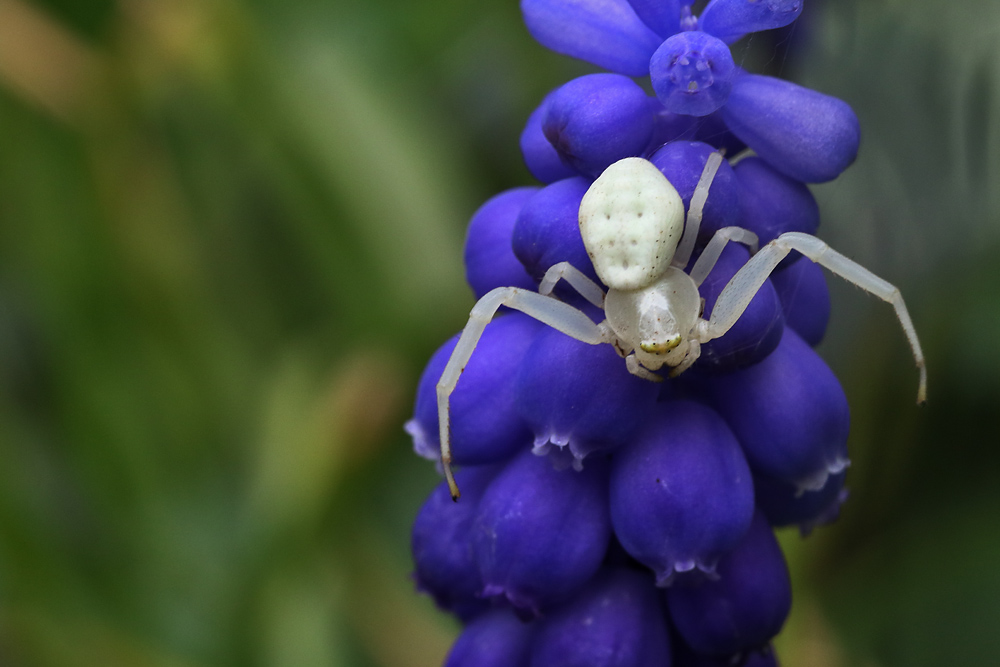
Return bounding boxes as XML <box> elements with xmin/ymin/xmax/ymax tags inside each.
<box><xmin>0</xmin><ymin>0</ymin><xmax>996</xmax><ymax>664</ymax></box>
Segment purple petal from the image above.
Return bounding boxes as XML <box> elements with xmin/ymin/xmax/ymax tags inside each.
<box><xmin>722</xmin><ymin>73</ymin><xmax>860</xmax><ymax>183</ymax></box>
<box><xmin>521</xmin><ymin>90</ymin><xmax>581</xmax><ymax>183</ymax></box>
<box><xmin>446</xmin><ymin>609</ymin><xmax>535</xmax><ymax>667</ymax></box>
<box><xmin>529</xmin><ymin>569</ymin><xmax>671</xmax><ymax>666</ymax></box>
<box><xmin>474</xmin><ymin>450</ymin><xmax>612</xmax><ymax>616</ymax></box>
<box><xmin>543</xmin><ymin>74</ymin><xmax>656</xmax><ymax>178</ymax></box>
<box><xmin>700</xmin><ymin>0</ymin><xmax>803</xmax><ymax>44</ymax></box>
<box><xmin>704</xmin><ymin>327</ymin><xmax>850</xmax><ymax>491</ymax></box>
<box><xmin>516</xmin><ymin>326</ymin><xmax>660</xmax><ymax>465</ymax></box>
<box><xmin>609</xmin><ymin>400</ymin><xmax>755</xmax><ymax>584</ymax></box>
<box><xmin>412</xmin><ymin>467</ymin><xmax>500</xmax><ymax>621</ymax></box>
<box><xmin>521</xmin><ymin>0</ymin><xmax>663</xmax><ymax>76</ymax></box>
<box><xmin>625</xmin><ymin>0</ymin><xmax>682</xmax><ymax>38</ymax></box>
<box><xmin>464</xmin><ymin>188</ymin><xmax>541</xmax><ymax>299</ymax></box>
<box><xmin>667</xmin><ymin>511</ymin><xmax>791</xmax><ymax>656</ymax></box>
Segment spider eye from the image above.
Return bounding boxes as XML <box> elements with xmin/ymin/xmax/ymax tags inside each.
<box><xmin>640</xmin><ymin>334</ymin><xmax>682</xmax><ymax>354</ymax></box>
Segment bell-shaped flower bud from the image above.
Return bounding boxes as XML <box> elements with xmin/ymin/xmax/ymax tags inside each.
<box><xmin>705</xmin><ymin>327</ymin><xmax>850</xmax><ymax>492</ymax></box>
<box><xmin>625</xmin><ymin>0</ymin><xmax>681</xmax><ymax>38</ymax></box>
<box><xmin>512</xmin><ymin>177</ymin><xmax>602</xmax><ymax>300</ymax></box>
<box><xmin>412</xmin><ymin>466</ymin><xmax>500</xmax><ymax>620</ymax></box>
<box><xmin>465</xmin><ymin>188</ymin><xmax>541</xmax><ymax>299</ymax></box>
<box><xmin>516</xmin><ymin>327</ymin><xmax>660</xmax><ymax>468</ymax></box>
<box><xmin>529</xmin><ymin>569</ymin><xmax>672</xmax><ymax>667</ymax></box>
<box><xmin>474</xmin><ymin>450</ymin><xmax>612</xmax><ymax>616</ymax></box>
<box><xmin>733</xmin><ymin>157</ymin><xmax>820</xmax><ymax>258</ymax></box>
<box><xmin>521</xmin><ymin>0</ymin><xmax>662</xmax><ymax>76</ymax></box>
<box><xmin>406</xmin><ymin>314</ymin><xmax>539</xmax><ymax>465</ymax></box>
<box><xmin>648</xmin><ymin>140</ymin><xmax>740</xmax><ymax>244</ymax></box>
<box><xmin>697</xmin><ymin>243</ymin><xmax>785</xmax><ymax>371</ymax></box>
<box><xmin>651</xmin><ymin>31</ymin><xmax>736</xmax><ymax>117</ymax></box>
<box><xmin>446</xmin><ymin>609</ymin><xmax>535</xmax><ymax>667</ymax></box>
<box><xmin>754</xmin><ymin>469</ymin><xmax>847</xmax><ymax>532</ymax></box>
<box><xmin>543</xmin><ymin>74</ymin><xmax>656</xmax><ymax>178</ymax></box>
<box><xmin>610</xmin><ymin>400</ymin><xmax>755</xmax><ymax>584</ymax></box>
<box><xmin>771</xmin><ymin>256</ymin><xmax>830</xmax><ymax>347</ymax></box>
<box><xmin>722</xmin><ymin>73</ymin><xmax>860</xmax><ymax>183</ymax></box>
<box><xmin>521</xmin><ymin>91</ymin><xmax>581</xmax><ymax>183</ymax></box>
<box><xmin>667</xmin><ymin>511</ymin><xmax>792</xmax><ymax>656</ymax></box>
<box><xmin>699</xmin><ymin>0</ymin><xmax>803</xmax><ymax>44</ymax></box>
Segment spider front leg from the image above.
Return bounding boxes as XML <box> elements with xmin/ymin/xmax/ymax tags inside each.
<box><xmin>667</xmin><ymin>339</ymin><xmax>701</xmax><ymax>378</ymax></box>
<box><xmin>672</xmin><ymin>151</ymin><xmax>725</xmax><ymax>270</ymax></box>
<box><xmin>625</xmin><ymin>354</ymin><xmax>664</xmax><ymax>382</ymax></box>
<box><xmin>437</xmin><ymin>286</ymin><xmax>609</xmax><ymax>499</ymax></box>
<box><xmin>700</xmin><ymin>231</ymin><xmax>927</xmax><ymax>404</ymax></box>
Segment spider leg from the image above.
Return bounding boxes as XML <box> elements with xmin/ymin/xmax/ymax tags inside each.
<box><xmin>726</xmin><ymin>147</ymin><xmax>756</xmax><ymax>167</ymax></box>
<box><xmin>673</xmin><ymin>151</ymin><xmax>724</xmax><ymax>270</ymax></box>
<box><xmin>625</xmin><ymin>354</ymin><xmax>664</xmax><ymax>382</ymax></box>
<box><xmin>688</xmin><ymin>226</ymin><xmax>760</xmax><ymax>287</ymax></box>
<box><xmin>667</xmin><ymin>339</ymin><xmax>701</xmax><ymax>378</ymax></box>
<box><xmin>701</xmin><ymin>231</ymin><xmax>926</xmax><ymax>404</ymax></box>
<box><xmin>437</xmin><ymin>287</ymin><xmax>608</xmax><ymax>500</ymax></box>
<box><xmin>539</xmin><ymin>261</ymin><xmax>606</xmax><ymax>308</ymax></box>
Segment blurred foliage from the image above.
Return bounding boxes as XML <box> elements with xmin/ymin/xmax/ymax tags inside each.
<box><xmin>0</xmin><ymin>0</ymin><xmax>996</xmax><ymax>665</ymax></box>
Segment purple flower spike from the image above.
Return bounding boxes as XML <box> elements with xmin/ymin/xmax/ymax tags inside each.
<box><xmin>521</xmin><ymin>91</ymin><xmax>580</xmax><ymax>183</ymax></box>
<box><xmin>650</xmin><ymin>32</ymin><xmax>736</xmax><ymax>117</ymax></box>
<box><xmin>771</xmin><ymin>256</ymin><xmax>830</xmax><ymax>347</ymax></box>
<box><xmin>529</xmin><ymin>569</ymin><xmax>671</xmax><ymax>667</ymax></box>
<box><xmin>648</xmin><ymin>140</ymin><xmax>740</xmax><ymax>244</ymax></box>
<box><xmin>412</xmin><ymin>466</ymin><xmax>500</xmax><ymax>621</ymax></box>
<box><xmin>521</xmin><ymin>0</ymin><xmax>663</xmax><ymax>77</ymax></box>
<box><xmin>705</xmin><ymin>327</ymin><xmax>850</xmax><ymax>492</ymax></box>
<box><xmin>667</xmin><ymin>511</ymin><xmax>792</xmax><ymax>656</ymax></box>
<box><xmin>516</xmin><ymin>326</ymin><xmax>660</xmax><ymax>468</ymax></box>
<box><xmin>407</xmin><ymin>314</ymin><xmax>539</xmax><ymax>465</ymax></box>
<box><xmin>474</xmin><ymin>450</ymin><xmax>611</xmax><ymax>617</ymax></box>
<box><xmin>733</xmin><ymin>157</ymin><xmax>820</xmax><ymax>257</ymax></box>
<box><xmin>512</xmin><ymin>177</ymin><xmax>602</xmax><ymax>297</ymax></box>
<box><xmin>696</xmin><ymin>243</ymin><xmax>785</xmax><ymax>371</ymax></box>
<box><xmin>699</xmin><ymin>0</ymin><xmax>803</xmax><ymax>44</ymax></box>
<box><xmin>446</xmin><ymin>609</ymin><xmax>535</xmax><ymax>667</ymax></box>
<box><xmin>543</xmin><ymin>74</ymin><xmax>656</xmax><ymax>178</ymax></box>
<box><xmin>754</xmin><ymin>469</ymin><xmax>847</xmax><ymax>533</ymax></box>
<box><xmin>722</xmin><ymin>73</ymin><xmax>860</xmax><ymax>183</ymax></box>
<box><xmin>626</xmin><ymin>0</ymin><xmax>682</xmax><ymax>38</ymax></box>
<box><xmin>464</xmin><ymin>188</ymin><xmax>541</xmax><ymax>299</ymax></box>
<box><xmin>609</xmin><ymin>400</ymin><xmax>755</xmax><ymax>585</ymax></box>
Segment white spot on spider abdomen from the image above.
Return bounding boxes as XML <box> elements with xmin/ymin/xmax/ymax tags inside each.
<box><xmin>579</xmin><ymin>157</ymin><xmax>685</xmax><ymax>291</ymax></box>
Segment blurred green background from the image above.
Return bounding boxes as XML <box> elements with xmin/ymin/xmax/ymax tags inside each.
<box><xmin>0</xmin><ymin>0</ymin><xmax>997</xmax><ymax>665</ymax></box>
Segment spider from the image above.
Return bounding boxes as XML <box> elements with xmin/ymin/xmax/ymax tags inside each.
<box><xmin>438</xmin><ymin>153</ymin><xmax>926</xmax><ymax>499</ymax></box>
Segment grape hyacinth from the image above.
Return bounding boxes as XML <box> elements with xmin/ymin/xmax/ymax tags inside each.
<box><xmin>407</xmin><ymin>1</ymin><xmax>927</xmax><ymax>665</ymax></box>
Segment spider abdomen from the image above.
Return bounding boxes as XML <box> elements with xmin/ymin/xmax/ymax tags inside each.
<box><xmin>579</xmin><ymin>157</ymin><xmax>685</xmax><ymax>291</ymax></box>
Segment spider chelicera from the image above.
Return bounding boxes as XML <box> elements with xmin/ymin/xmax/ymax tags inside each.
<box><xmin>438</xmin><ymin>153</ymin><xmax>926</xmax><ymax>499</ymax></box>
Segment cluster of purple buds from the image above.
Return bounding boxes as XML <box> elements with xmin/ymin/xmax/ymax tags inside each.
<box><xmin>406</xmin><ymin>1</ymin><xmax>927</xmax><ymax>665</ymax></box>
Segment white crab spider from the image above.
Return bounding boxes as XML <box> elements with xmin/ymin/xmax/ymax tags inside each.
<box><xmin>438</xmin><ymin>153</ymin><xmax>926</xmax><ymax>499</ymax></box>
